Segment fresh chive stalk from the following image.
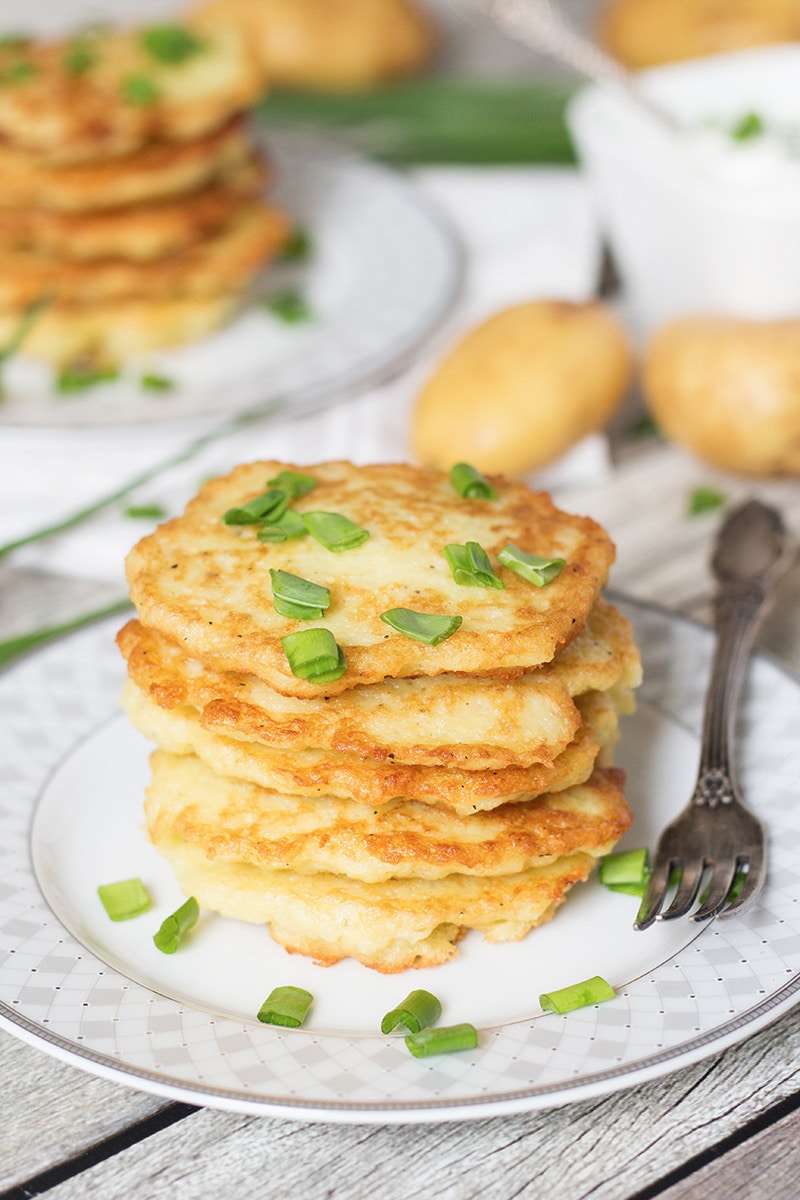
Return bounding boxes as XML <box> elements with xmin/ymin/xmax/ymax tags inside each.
<box><xmin>0</xmin><ymin>598</ymin><xmax>131</xmax><ymax>670</ymax></box>
<box><xmin>380</xmin><ymin>608</ymin><xmax>462</xmax><ymax>646</ymax></box>
<box><xmin>302</xmin><ymin>511</ymin><xmax>369</xmax><ymax>552</ymax></box>
<box><xmin>540</xmin><ymin>975</ymin><xmax>616</xmax><ymax>1015</ymax></box>
<box><xmin>498</xmin><ymin>545</ymin><xmax>566</xmax><ymax>587</ymax></box>
<box><xmin>153</xmin><ymin>896</ymin><xmax>199</xmax><ymax>954</ymax></box>
<box><xmin>266</xmin><ymin>469</ymin><xmax>318</xmax><ymax>499</ymax></box>
<box><xmin>449</xmin><ymin>462</ymin><xmax>497</xmax><ymax>500</ymax></box>
<box><xmin>444</xmin><ymin>541</ymin><xmax>504</xmax><ymax>589</ymax></box>
<box><xmin>97</xmin><ymin>878</ymin><xmax>151</xmax><ymax>922</ymax></box>
<box><xmin>124</xmin><ymin>503</ymin><xmax>166</xmax><ymax>520</ymax></box>
<box><xmin>688</xmin><ymin>486</ymin><xmax>725</xmax><ymax>516</ymax></box>
<box><xmin>269</xmin><ymin>568</ymin><xmax>330</xmax><ymax>620</ymax></box>
<box><xmin>281</xmin><ymin>628</ymin><xmax>346</xmax><ymax>683</ymax></box>
<box><xmin>222</xmin><ymin>489</ymin><xmax>289</xmax><ymax>526</ymax></box>
<box><xmin>0</xmin><ymin>294</ymin><xmax>51</xmax><ymax>399</ymax></box>
<box><xmin>257</xmin><ymin>985</ymin><xmax>313</xmax><ymax>1027</ymax></box>
<box><xmin>381</xmin><ymin>989</ymin><xmax>442</xmax><ymax>1034</ymax></box>
<box><xmin>257</xmin><ymin>509</ymin><xmax>307</xmax><ymax>543</ymax></box>
<box><xmin>405</xmin><ymin>1023</ymin><xmax>478</xmax><ymax>1058</ymax></box>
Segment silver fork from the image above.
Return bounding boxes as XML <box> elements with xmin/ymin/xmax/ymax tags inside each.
<box><xmin>635</xmin><ymin>499</ymin><xmax>793</xmax><ymax>930</ymax></box>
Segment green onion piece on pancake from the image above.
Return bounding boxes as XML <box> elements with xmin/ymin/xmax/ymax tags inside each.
<box><xmin>498</xmin><ymin>544</ymin><xmax>566</xmax><ymax>587</ymax></box>
<box><xmin>444</xmin><ymin>541</ymin><xmax>504</xmax><ymax>589</ymax></box>
<box><xmin>281</xmin><ymin>628</ymin><xmax>346</xmax><ymax>683</ymax></box>
<box><xmin>266</xmin><ymin>470</ymin><xmax>318</xmax><ymax>499</ymax></box>
<box><xmin>269</xmin><ymin>568</ymin><xmax>330</xmax><ymax>620</ymax></box>
<box><xmin>449</xmin><ymin>462</ymin><xmax>496</xmax><ymax>500</ymax></box>
<box><xmin>380</xmin><ymin>608</ymin><xmax>462</xmax><ymax>646</ymax></box>
<box><xmin>257</xmin><ymin>510</ymin><xmax>307</xmax><ymax>543</ymax></box>
<box><xmin>302</xmin><ymin>511</ymin><xmax>369</xmax><ymax>551</ymax></box>
<box><xmin>222</xmin><ymin>489</ymin><xmax>289</xmax><ymax>526</ymax></box>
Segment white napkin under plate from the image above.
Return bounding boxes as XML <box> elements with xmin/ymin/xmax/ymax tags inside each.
<box><xmin>0</xmin><ymin>167</ymin><xmax>609</xmax><ymax>587</ymax></box>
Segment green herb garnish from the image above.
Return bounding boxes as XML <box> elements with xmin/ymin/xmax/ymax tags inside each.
<box><xmin>222</xmin><ymin>489</ymin><xmax>289</xmax><ymax>526</ymax></box>
<box><xmin>153</xmin><ymin>896</ymin><xmax>199</xmax><ymax>954</ymax></box>
<box><xmin>257</xmin><ymin>985</ymin><xmax>313</xmax><ymax>1028</ymax></box>
<box><xmin>270</xmin><ymin>568</ymin><xmax>330</xmax><ymax>620</ymax></box>
<box><xmin>380</xmin><ymin>608</ymin><xmax>462</xmax><ymax>646</ymax></box>
<box><xmin>381</xmin><ymin>990</ymin><xmax>442</xmax><ymax>1035</ymax></box>
<box><xmin>141</xmin><ymin>24</ymin><xmax>205</xmax><ymax>65</ymax></box>
<box><xmin>278</xmin><ymin>227</ymin><xmax>313</xmax><ymax>263</ymax></box>
<box><xmin>731</xmin><ymin>112</ymin><xmax>764</xmax><ymax>142</ymax></box>
<box><xmin>264</xmin><ymin>290</ymin><xmax>312</xmax><ymax>324</ymax></box>
<box><xmin>266</xmin><ymin>469</ymin><xmax>317</xmax><ymax>499</ymax></box>
<box><xmin>56</xmin><ymin>360</ymin><xmax>119</xmax><ymax>393</ymax></box>
<box><xmin>121</xmin><ymin>74</ymin><xmax>161</xmax><ymax>107</ymax></box>
<box><xmin>444</xmin><ymin>541</ymin><xmax>504</xmax><ymax>589</ymax></box>
<box><xmin>64</xmin><ymin>39</ymin><xmax>97</xmax><ymax>76</ymax></box>
<box><xmin>302</xmin><ymin>511</ymin><xmax>369</xmax><ymax>552</ymax></box>
<box><xmin>256</xmin><ymin>509</ymin><xmax>307</xmax><ymax>543</ymax></box>
<box><xmin>0</xmin><ymin>34</ymin><xmax>31</xmax><ymax>49</ymax></box>
<box><xmin>140</xmin><ymin>372</ymin><xmax>175</xmax><ymax>392</ymax></box>
<box><xmin>97</xmin><ymin>878</ymin><xmax>151</xmax><ymax>922</ymax></box>
<box><xmin>540</xmin><ymin>975</ymin><xmax>616</xmax><ymax>1014</ymax></box>
<box><xmin>599</xmin><ymin>847</ymin><xmax>650</xmax><ymax>897</ymax></box>
<box><xmin>281</xmin><ymin>628</ymin><xmax>346</xmax><ymax>683</ymax></box>
<box><xmin>497</xmin><ymin>544</ymin><xmax>566</xmax><ymax>587</ymax></box>
<box><xmin>0</xmin><ymin>59</ymin><xmax>37</xmax><ymax>84</ymax></box>
<box><xmin>688</xmin><ymin>486</ymin><xmax>725</xmax><ymax>516</ymax></box>
<box><xmin>124</xmin><ymin>504</ymin><xmax>167</xmax><ymax>520</ymax></box>
<box><xmin>0</xmin><ymin>294</ymin><xmax>50</xmax><ymax>399</ymax></box>
<box><xmin>628</xmin><ymin>413</ymin><xmax>660</xmax><ymax>440</ymax></box>
<box><xmin>405</xmin><ymin>1023</ymin><xmax>478</xmax><ymax>1058</ymax></box>
<box><xmin>449</xmin><ymin>462</ymin><xmax>497</xmax><ymax>500</ymax></box>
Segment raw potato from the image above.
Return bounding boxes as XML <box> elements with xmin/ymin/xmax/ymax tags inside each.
<box><xmin>598</xmin><ymin>0</ymin><xmax>800</xmax><ymax>69</ymax></box>
<box><xmin>643</xmin><ymin>317</ymin><xmax>800</xmax><ymax>476</ymax></box>
<box><xmin>412</xmin><ymin>301</ymin><xmax>632</xmax><ymax>477</ymax></box>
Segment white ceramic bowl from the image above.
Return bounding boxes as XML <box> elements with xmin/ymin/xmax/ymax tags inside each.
<box><xmin>567</xmin><ymin>46</ymin><xmax>800</xmax><ymax>334</ymax></box>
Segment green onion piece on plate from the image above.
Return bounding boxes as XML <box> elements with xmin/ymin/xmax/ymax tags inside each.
<box><xmin>278</xmin><ymin>228</ymin><xmax>313</xmax><ymax>263</ymax></box>
<box><xmin>269</xmin><ymin>568</ymin><xmax>330</xmax><ymax>620</ymax></box>
<box><xmin>731</xmin><ymin>111</ymin><xmax>764</xmax><ymax>141</ymax></box>
<box><xmin>264</xmin><ymin>290</ymin><xmax>312</xmax><ymax>324</ymax></box>
<box><xmin>444</xmin><ymin>541</ymin><xmax>504</xmax><ymax>589</ymax></box>
<box><xmin>599</xmin><ymin>848</ymin><xmax>650</xmax><ymax>888</ymax></box>
<box><xmin>266</xmin><ymin>469</ymin><xmax>318</xmax><ymax>499</ymax></box>
<box><xmin>688</xmin><ymin>486</ymin><xmax>725</xmax><ymax>517</ymax></box>
<box><xmin>449</xmin><ymin>462</ymin><xmax>496</xmax><ymax>500</ymax></box>
<box><xmin>97</xmin><ymin>878</ymin><xmax>151</xmax><ymax>922</ymax></box>
<box><xmin>257</xmin><ymin>509</ymin><xmax>307</xmax><ymax>543</ymax></box>
<box><xmin>140</xmin><ymin>373</ymin><xmax>175</xmax><ymax>392</ymax></box>
<box><xmin>281</xmin><ymin>628</ymin><xmax>346</xmax><ymax>683</ymax></box>
<box><xmin>57</xmin><ymin>360</ymin><xmax>119</xmax><ymax>393</ymax></box>
<box><xmin>381</xmin><ymin>989</ymin><xmax>442</xmax><ymax>1034</ymax></box>
<box><xmin>302</xmin><ymin>511</ymin><xmax>369</xmax><ymax>552</ymax></box>
<box><xmin>540</xmin><ymin>975</ymin><xmax>616</xmax><ymax>1015</ymax></box>
<box><xmin>222</xmin><ymin>489</ymin><xmax>288</xmax><ymax>526</ymax></box>
<box><xmin>257</xmin><ymin>985</ymin><xmax>313</xmax><ymax>1028</ymax></box>
<box><xmin>380</xmin><ymin>608</ymin><xmax>462</xmax><ymax>646</ymax></box>
<box><xmin>498</xmin><ymin>544</ymin><xmax>566</xmax><ymax>587</ymax></box>
<box><xmin>405</xmin><ymin>1023</ymin><xmax>478</xmax><ymax>1058</ymax></box>
<box><xmin>153</xmin><ymin>896</ymin><xmax>199</xmax><ymax>954</ymax></box>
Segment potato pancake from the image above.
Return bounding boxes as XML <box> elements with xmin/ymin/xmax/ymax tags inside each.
<box><xmin>125</xmin><ymin>461</ymin><xmax>616</xmax><ymax>697</ymax></box>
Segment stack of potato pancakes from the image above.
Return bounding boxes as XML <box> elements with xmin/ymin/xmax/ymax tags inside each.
<box><xmin>118</xmin><ymin>461</ymin><xmax>641</xmax><ymax>973</ymax></box>
<box><xmin>0</xmin><ymin>21</ymin><xmax>288</xmax><ymax>365</ymax></box>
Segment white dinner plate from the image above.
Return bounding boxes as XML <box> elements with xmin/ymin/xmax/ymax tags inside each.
<box><xmin>2</xmin><ymin>597</ymin><xmax>800</xmax><ymax>1123</ymax></box>
<box><xmin>0</xmin><ymin>132</ymin><xmax>461</xmax><ymax>427</ymax></box>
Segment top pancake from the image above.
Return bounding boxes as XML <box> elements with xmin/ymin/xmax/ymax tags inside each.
<box><xmin>0</xmin><ymin>24</ymin><xmax>265</xmax><ymax>164</ymax></box>
<box><xmin>125</xmin><ymin>460</ymin><xmax>616</xmax><ymax>697</ymax></box>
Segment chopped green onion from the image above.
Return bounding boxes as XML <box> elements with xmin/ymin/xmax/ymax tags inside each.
<box><xmin>140</xmin><ymin>372</ymin><xmax>175</xmax><ymax>392</ymax></box>
<box><xmin>628</xmin><ymin>413</ymin><xmax>660</xmax><ymax>440</ymax></box>
<box><xmin>222</xmin><ymin>489</ymin><xmax>288</xmax><ymax>526</ymax></box>
<box><xmin>256</xmin><ymin>509</ymin><xmax>307</xmax><ymax>543</ymax></box>
<box><xmin>277</xmin><ymin>227</ymin><xmax>313</xmax><ymax>263</ymax></box>
<box><xmin>449</xmin><ymin>462</ymin><xmax>497</xmax><ymax>500</ymax></box>
<box><xmin>269</xmin><ymin>568</ymin><xmax>330</xmax><ymax>620</ymax></box>
<box><xmin>281</xmin><ymin>628</ymin><xmax>346</xmax><ymax>683</ymax></box>
<box><xmin>264</xmin><ymin>290</ymin><xmax>312</xmax><ymax>324</ymax></box>
<box><xmin>732</xmin><ymin>112</ymin><xmax>764</xmax><ymax>142</ymax></box>
<box><xmin>598</xmin><ymin>848</ymin><xmax>650</xmax><ymax>889</ymax></box>
<box><xmin>257</xmin><ymin>985</ymin><xmax>313</xmax><ymax>1027</ymax></box>
<box><xmin>121</xmin><ymin>74</ymin><xmax>161</xmax><ymax>107</ymax></box>
<box><xmin>266</xmin><ymin>469</ymin><xmax>317</xmax><ymax>499</ymax></box>
<box><xmin>498</xmin><ymin>544</ymin><xmax>566</xmax><ymax>587</ymax></box>
<box><xmin>153</xmin><ymin>896</ymin><xmax>199</xmax><ymax>954</ymax></box>
<box><xmin>124</xmin><ymin>503</ymin><xmax>166</xmax><ymax>520</ymax></box>
<box><xmin>444</xmin><ymin>541</ymin><xmax>504</xmax><ymax>589</ymax></box>
<box><xmin>57</xmin><ymin>360</ymin><xmax>119</xmax><ymax>393</ymax></box>
<box><xmin>540</xmin><ymin>975</ymin><xmax>616</xmax><ymax>1014</ymax></box>
<box><xmin>380</xmin><ymin>608</ymin><xmax>462</xmax><ymax>646</ymax></box>
<box><xmin>63</xmin><ymin>38</ymin><xmax>97</xmax><ymax>76</ymax></box>
<box><xmin>381</xmin><ymin>989</ymin><xmax>442</xmax><ymax>1034</ymax></box>
<box><xmin>0</xmin><ymin>35</ymin><xmax>31</xmax><ymax>49</ymax></box>
<box><xmin>405</xmin><ymin>1023</ymin><xmax>478</xmax><ymax>1058</ymax></box>
<box><xmin>97</xmin><ymin>878</ymin><xmax>151</xmax><ymax>922</ymax></box>
<box><xmin>0</xmin><ymin>294</ymin><xmax>50</xmax><ymax>399</ymax></box>
<box><xmin>688</xmin><ymin>486</ymin><xmax>725</xmax><ymax>516</ymax></box>
<box><xmin>302</xmin><ymin>511</ymin><xmax>369</xmax><ymax>552</ymax></box>
<box><xmin>141</xmin><ymin>24</ymin><xmax>205</xmax><ymax>65</ymax></box>
<box><xmin>0</xmin><ymin>60</ymin><xmax>37</xmax><ymax>84</ymax></box>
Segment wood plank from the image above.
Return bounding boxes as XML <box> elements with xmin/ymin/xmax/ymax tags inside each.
<box><xmin>27</xmin><ymin>1007</ymin><xmax>800</xmax><ymax>1200</ymax></box>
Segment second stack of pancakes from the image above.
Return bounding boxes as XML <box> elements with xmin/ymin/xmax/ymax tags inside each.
<box><xmin>0</xmin><ymin>20</ymin><xmax>289</xmax><ymax>366</ymax></box>
<box><xmin>118</xmin><ymin>460</ymin><xmax>641</xmax><ymax>973</ymax></box>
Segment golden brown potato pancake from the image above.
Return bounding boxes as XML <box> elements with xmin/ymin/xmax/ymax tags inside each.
<box><xmin>125</xmin><ymin>461</ymin><xmax>616</xmax><ymax>697</ymax></box>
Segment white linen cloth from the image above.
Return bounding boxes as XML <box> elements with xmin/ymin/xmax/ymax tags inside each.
<box><xmin>0</xmin><ymin>167</ymin><xmax>608</xmax><ymax>588</ymax></box>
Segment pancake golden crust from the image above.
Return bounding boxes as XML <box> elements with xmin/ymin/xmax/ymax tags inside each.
<box><xmin>145</xmin><ymin>752</ymin><xmax>631</xmax><ymax>882</ymax></box>
<box><xmin>156</xmin><ymin>835</ymin><xmax>600</xmax><ymax>971</ymax></box>
<box><xmin>0</xmin><ymin>155</ymin><xmax>267</xmax><ymax>261</ymax></box>
<box><xmin>0</xmin><ymin>201</ymin><xmax>290</xmax><ymax>308</ymax></box>
<box><xmin>121</xmin><ymin>681</ymin><xmax>622</xmax><ymax>813</ymax></box>
<box><xmin>0</xmin><ymin>116</ymin><xmax>252</xmax><ymax>213</ymax></box>
<box><xmin>0</xmin><ymin>25</ymin><xmax>266</xmax><ymax>164</ymax></box>
<box><xmin>117</xmin><ymin>598</ymin><xmax>639</xmax><ymax>768</ymax></box>
<box><xmin>124</xmin><ymin>460</ymin><xmax>616</xmax><ymax>697</ymax></box>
